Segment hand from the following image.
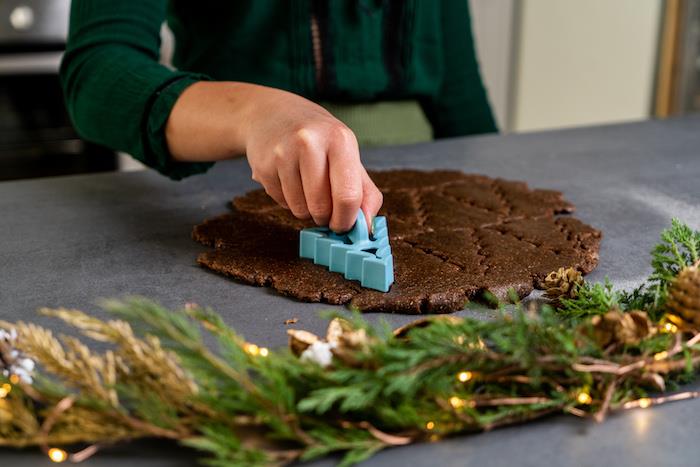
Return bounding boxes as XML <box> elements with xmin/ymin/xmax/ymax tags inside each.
<box><xmin>166</xmin><ymin>82</ymin><xmax>383</xmax><ymax>232</ymax></box>
<box><xmin>243</xmin><ymin>87</ymin><xmax>382</xmax><ymax>232</ymax></box>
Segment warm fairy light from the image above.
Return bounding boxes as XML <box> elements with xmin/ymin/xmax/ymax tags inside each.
<box><xmin>662</xmin><ymin>322</ymin><xmax>678</xmax><ymax>333</ymax></box>
<box><xmin>457</xmin><ymin>371</ymin><xmax>473</xmax><ymax>383</ymax></box>
<box><xmin>576</xmin><ymin>391</ymin><xmax>592</xmax><ymax>405</ymax></box>
<box><xmin>654</xmin><ymin>351</ymin><xmax>669</xmax><ymax>361</ymax></box>
<box><xmin>638</xmin><ymin>397</ymin><xmax>652</xmax><ymax>409</ymax></box>
<box><xmin>0</xmin><ymin>399</ymin><xmax>9</xmax><ymax>422</ymax></box>
<box><xmin>425</xmin><ymin>421</ymin><xmax>435</xmax><ymax>430</ymax></box>
<box><xmin>449</xmin><ymin>396</ymin><xmax>465</xmax><ymax>409</ymax></box>
<box><xmin>244</xmin><ymin>343</ymin><xmax>260</xmax><ymax>356</ymax></box>
<box><xmin>456</xmin><ymin>336</ymin><xmax>486</xmax><ymax>349</ymax></box>
<box><xmin>48</xmin><ymin>448</ymin><xmax>68</xmax><ymax>463</ymax></box>
<box><xmin>0</xmin><ymin>384</ymin><xmax>9</xmax><ymax>399</ymax></box>
<box><xmin>9</xmin><ymin>374</ymin><xmax>20</xmax><ymax>385</ymax></box>
<box><xmin>244</xmin><ymin>343</ymin><xmax>269</xmax><ymax>357</ymax></box>
<box><xmin>659</xmin><ymin>313</ymin><xmax>686</xmax><ymax>335</ymax></box>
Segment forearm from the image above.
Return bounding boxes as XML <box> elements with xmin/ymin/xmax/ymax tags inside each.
<box><xmin>165</xmin><ymin>81</ymin><xmax>259</xmax><ymax>162</ymax></box>
<box><xmin>165</xmin><ymin>81</ymin><xmax>332</xmax><ymax>164</ymax></box>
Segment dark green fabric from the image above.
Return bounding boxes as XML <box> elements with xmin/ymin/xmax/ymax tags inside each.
<box><xmin>60</xmin><ymin>0</ymin><xmax>497</xmax><ymax>180</ymax></box>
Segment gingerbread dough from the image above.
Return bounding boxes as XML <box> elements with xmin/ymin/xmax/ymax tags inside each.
<box><xmin>192</xmin><ymin>170</ymin><xmax>601</xmax><ymax>313</ymax></box>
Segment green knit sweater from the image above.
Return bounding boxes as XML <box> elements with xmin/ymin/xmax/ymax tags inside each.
<box><xmin>60</xmin><ymin>0</ymin><xmax>497</xmax><ymax>180</ymax></box>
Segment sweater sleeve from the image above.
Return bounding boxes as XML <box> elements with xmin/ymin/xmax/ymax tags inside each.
<box><xmin>60</xmin><ymin>0</ymin><xmax>214</xmax><ymax>180</ymax></box>
<box><xmin>421</xmin><ymin>0</ymin><xmax>498</xmax><ymax>138</ymax></box>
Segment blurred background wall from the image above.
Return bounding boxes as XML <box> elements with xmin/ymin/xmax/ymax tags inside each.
<box><xmin>0</xmin><ymin>0</ymin><xmax>699</xmax><ymax>180</ymax></box>
<box><xmin>471</xmin><ymin>0</ymin><xmax>699</xmax><ymax>132</ymax></box>
<box><xmin>509</xmin><ymin>0</ymin><xmax>662</xmax><ymax>132</ymax></box>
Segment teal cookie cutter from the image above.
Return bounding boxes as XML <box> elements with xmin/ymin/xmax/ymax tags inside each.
<box><xmin>299</xmin><ymin>210</ymin><xmax>394</xmax><ymax>292</ymax></box>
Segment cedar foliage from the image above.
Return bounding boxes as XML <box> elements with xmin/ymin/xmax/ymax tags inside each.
<box><xmin>1</xmin><ymin>219</ymin><xmax>700</xmax><ymax>466</ymax></box>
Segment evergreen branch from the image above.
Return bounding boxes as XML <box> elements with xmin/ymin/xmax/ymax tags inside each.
<box><xmin>2</xmin><ymin>220</ymin><xmax>700</xmax><ymax>465</ymax></box>
<box><xmin>558</xmin><ymin>280</ymin><xmax>620</xmax><ymax>318</ymax></box>
<box><xmin>558</xmin><ymin>219</ymin><xmax>700</xmax><ymax>320</ymax></box>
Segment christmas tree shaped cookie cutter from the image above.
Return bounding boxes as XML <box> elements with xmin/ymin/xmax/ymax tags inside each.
<box><xmin>299</xmin><ymin>210</ymin><xmax>394</xmax><ymax>292</ymax></box>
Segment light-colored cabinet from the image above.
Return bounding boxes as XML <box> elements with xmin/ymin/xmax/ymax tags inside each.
<box><xmin>470</xmin><ymin>0</ymin><xmax>664</xmax><ymax>132</ymax></box>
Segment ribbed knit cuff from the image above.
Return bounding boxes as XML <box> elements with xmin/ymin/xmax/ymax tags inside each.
<box><xmin>145</xmin><ymin>74</ymin><xmax>215</xmax><ymax>180</ymax></box>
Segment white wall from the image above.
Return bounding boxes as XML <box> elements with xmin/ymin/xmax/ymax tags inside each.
<box><xmin>510</xmin><ymin>0</ymin><xmax>663</xmax><ymax>132</ymax></box>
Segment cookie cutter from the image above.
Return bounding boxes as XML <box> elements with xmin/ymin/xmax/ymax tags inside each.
<box><xmin>299</xmin><ymin>210</ymin><xmax>394</xmax><ymax>292</ymax></box>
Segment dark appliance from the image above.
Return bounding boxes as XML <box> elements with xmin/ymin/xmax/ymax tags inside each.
<box><xmin>0</xmin><ymin>0</ymin><xmax>116</xmax><ymax>181</ymax></box>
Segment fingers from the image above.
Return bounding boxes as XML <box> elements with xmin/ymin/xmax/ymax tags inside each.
<box><xmin>277</xmin><ymin>157</ymin><xmax>310</xmax><ymax>219</ymax></box>
<box><xmin>360</xmin><ymin>170</ymin><xmax>383</xmax><ymax>232</ymax></box>
<box><xmin>250</xmin><ymin>153</ymin><xmax>288</xmax><ymax>209</ymax></box>
<box><xmin>251</xmin><ymin>123</ymin><xmax>377</xmax><ymax>234</ymax></box>
<box><xmin>297</xmin><ymin>130</ymin><xmax>333</xmax><ymax>226</ymax></box>
<box><xmin>261</xmin><ymin>173</ymin><xmax>287</xmax><ymax>209</ymax></box>
<box><xmin>327</xmin><ymin>127</ymin><xmax>363</xmax><ymax>232</ymax></box>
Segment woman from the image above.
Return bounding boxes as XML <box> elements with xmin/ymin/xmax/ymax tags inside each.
<box><xmin>60</xmin><ymin>1</ymin><xmax>496</xmax><ymax>232</ymax></box>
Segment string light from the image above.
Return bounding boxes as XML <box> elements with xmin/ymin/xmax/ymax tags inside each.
<box><xmin>664</xmin><ymin>314</ymin><xmax>684</xmax><ymax>330</ymax></box>
<box><xmin>449</xmin><ymin>396</ymin><xmax>466</xmax><ymax>409</ymax></box>
<box><xmin>0</xmin><ymin>383</ymin><xmax>10</xmax><ymax>398</ymax></box>
<box><xmin>9</xmin><ymin>374</ymin><xmax>20</xmax><ymax>385</ymax></box>
<box><xmin>661</xmin><ymin>322</ymin><xmax>678</xmax><ymax>334</ymax></box>
<box><xmin>638</xmin><ymin>397</ymin><xmax>652</xmax><ymax>409</ymax></box>
<box><xmin>0</xmin><ymin>399</ymin><xmax>10</xmax><ymax>422</ymax></box>
<box><xmin>47</xmin><ymin>448</ymin><xmax>68</xmax><ymax>463</ymax></box>
<box><xmin>654</xmin><ymin>351</ymin><xmax>669</xmax><ymax>361</ymax></box>
<box><xmin>243</xmin><ymin>343</ymin><xmax>269</xmax><ymax>357</ymax></box>
<box><xmin>425</xmin><ymin>421</ymin><xmax>435</xmax><ymax>430</ymax></box>
<box><xmin>457</xmin><ymin>371</ymin><xmax>473</xmax><ymax>383</ymax></box>
<box><xmin>243</xmin><ymin>343</ymin><xmax>260</xmax><ymax>356</ymax></box>
<box><xmin>576</xmin><ymin>391</ymin><xmax>592</xmax><ymax>405</ymax></box>
<box><xmin>456</xmin><ymin>337</ymin><xmax>486</xmax><ymax>349</ymax></box>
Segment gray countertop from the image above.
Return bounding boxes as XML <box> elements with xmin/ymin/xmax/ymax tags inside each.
<box><xmin>2</xmin><ymin>115</ymin><xmax>700</xmax><ymax>466</ymax></box>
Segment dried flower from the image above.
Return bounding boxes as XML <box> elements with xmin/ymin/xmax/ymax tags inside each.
<box><xmin>287</xmin><ymin>329</ymin><xmax>320</xmax><ymax>356</ymax></box>
<box><xmin>0</xmin><ymin>328</ymin><xmax>35</xmax><ymax>384</ymax></box>
<box><xmin>300</xmin><ymin>341</ymin><xmax>336</xmax><ymax>368</ymax></box>
<box><xmin>288</xmin><ymin>318</ymin><xmax>377</xmax><ymax>367</ymax></box>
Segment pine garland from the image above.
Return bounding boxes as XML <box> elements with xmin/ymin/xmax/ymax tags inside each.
<box><xmin>1</xmin><ymin>219</ymin><xmax>700</xmax><ymax>466</ymax></box>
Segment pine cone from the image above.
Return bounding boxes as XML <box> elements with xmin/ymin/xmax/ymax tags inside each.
<box><xmin>544</xmin><ymin>267</ymin><xmax>583</xmax><ymax>300</ymax></box>
<box><xmin>588</xmin><ymin>309</ymin><xmax>656</xmax><ymax>348</ymax></box>
<box><xmin>665</xmin><ymin>265</ymin><xmax>700</xmax><ymax>328</ymax></box>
